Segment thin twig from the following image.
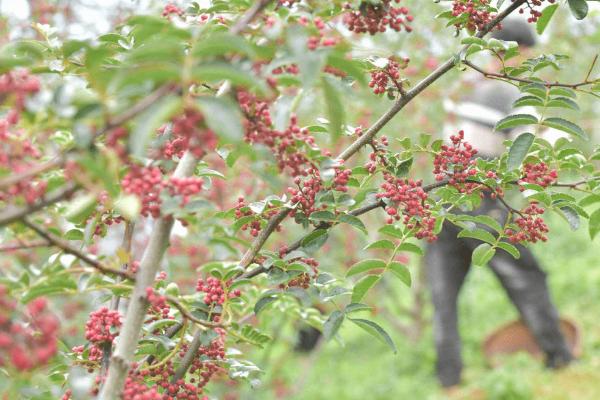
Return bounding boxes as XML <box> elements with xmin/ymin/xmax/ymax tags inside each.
<box><xmin>21</xmin><ymin>218</ymin><xmax>134</xmax><ymax>280</ymax></box>
<box><xmin>0</xmin><ymin>183</ymin><xmax>78</xmax><ymax>227</ymax></box>
<box><xmin>99</xmin><ymin>2</ymin><xmax>272</xmax><ymax>395</ymax></box>
<box><xmin>0</xmin><ymin>157</ymin><xmax>64</xmax><ymax>190</ymax></box>
<box><xmin>103</xmin><ymin>222</ymin><xmax>136</xmax><ymax>374</ymax></box>
<box><xmin>94</xmin><ymin>83</ymin><xmax>178</xmax><ymax>140</ymax></box>
<box><xmin>0</xmin><ymin>240</ymin><xmax>49</xmax><ymax>252</ymax></box>
<box><xmin>165</xmin><ymin>295</ymin><xmax>225</xmax><ymax>329</ymax></box>
<box><xmin>231</xmin><ymin>0</ymin><xmax>526</xmax><ymax>277</ymax></box>
<box><xmin>463</xmin><ymin>60</ymin><xmax>598</xmax><ymax>89</ymax></box>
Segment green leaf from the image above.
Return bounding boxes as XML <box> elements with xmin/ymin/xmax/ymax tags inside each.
<box><xmin>65</xmin><ymin>194</ymin><xmax>97</xmax><ymax>224</ymax></box>
<box><xmin>457</xmin><ymin>228</ymin><xmax>497</xmax><ymax>244</ymax></box>
<box><xmin>547</xmin><ymin>97</ymin><xmax>579</xmax><ymax>111</ymax></box>
<box><xmin>536</xmin><ymin>4</ymin><xmax>559</xmax><ymax>34</ymax></box>
<box><xmin>472</xmin><ymin>215</ymin><xmax>504</xmax><ymax>234</ymax></box>
<box><xmin>559</xmin><ymin>205</ymin><xmax>580</xmax><ymax>230</ymax></box>
<box><xmin>323</xmin><ymin>310</ymin><xmax>345</xmax><ymax>340</ymax></box>
<box><xmin>192</xmin><ymin>63</ymin><xmax>264</xmax><ymax>91</ymax></box>
<box><xmin>378</xmin><ymin>225</ymin><xmax>404</xmax><ymax>239</ymax></box>
<box><xmin>326</xmin><ymin>53</ymin><xmax>367</xmax><ymax>85</ymax></box>
<box><xmin>349</xmin><ymin>318</ymin><xmax>397</xmax><ymax>354</ymax></box>
<box><xmin>507</xmin><ymin>132</ymin><xmax>535</xmax><ymax>170</ymax></box>
<box><xmin>309</xmin><ymin>210</ymin><xmax>336</xmax><ymax>222</ymax></box>
<box><xmin>254</xmin><ymin>295</ymin><xmax>277</xmax><ymax>315</ymax></box>
<box><xmin>549</xmin><ymin>87</ymin><xmax>577</xmax><ymax>98</ymax></box>
<box><xmin>196</xmin><ymin>96</ymin><xmax>244</xmax><ymax>142</ymax></box>
<box><xmin>513</xmin><ymin>95</ymin><xmax>545</xmax><ymax>108</ymax></box>
<box><xmin>192</xmin><ymin>33</ymin><xmax>254</xmax><ymax>58</ymax></box>
<box><xmin>130</xmin><ymin>95</ymin><xmax>181</xmax><ymax>157</ymax></box>
<box><xmin>567</xmin><ymin>0</ymin><xmax>588</xmax><ymax>20</ymax></box>
<box><xmin>321</xmin><ymin>76</ymin><xmax>345</xmax><ymax>139</ymax></box>
<box><xmin>22</xmin><ymin>276</ymin><xmax>77</xmax><ymax>304</ymax></box>
<box><xmin>471</xmin><ymin>243</ymin><xmax>495</xmax><ymax>266</ymax></box>
<box><xmin>346</xmin><ymin>259</ymin><xmax>386</xmax><ymax>277</ymax></box>
<box><xmin>495</xmin><ymin>114</ymin><xmax>538</xmax><ymax>131</ymax></box>
<box><xmin>344</xmin><ymin>303</ymin><xmax>372</xmax><ymax>314</ymax></box>
<box><xmin>301</xmin><ymin>229</ymin><xmax>329</xmax><ymax>252</ymax></box>
<box><xmin>364</xmin><ymin>239</ymin><xmax>396</xmax><ymax>251</ymax></box>
<box><xmin>387</xmin><ymin>262</ymin><xmax>411</xmax><ymax>287</ymax></box>
<box><xmin>461</xmin><ymin>37</ymin><xmax>487</xmax><ymax>46</ymax></box>
<box><xmin>589</xmin><ymin>208</ymin><xmax>600</xmax><ymax>240</ymax></box>
<box><xmin>338</xmin><ymin>214</ymin><xmax>367</xmax><ymax>234</ymax></box>
<box><xmin>541</xmin><ymin>118</ymin><xmax>588</xmax><ymax>141</ymax></box>
<box><xmin>64</xmin><ymin>229</ymin><xmax>84</xmax><ymax>241</ymax></box>
<box><xmin>351</xmin><ymin>275</ymin><xmax>381</xmax><ymax>303</ymax></box>
<box><xmin>496</xmin><ymin>242</ymin><xmax>520</xmax><ymax>259</ymax></box>
<box><xmin>397</xmin><ymin>242</ymin><xmax>423</xmax><ymax>255</ymax></box>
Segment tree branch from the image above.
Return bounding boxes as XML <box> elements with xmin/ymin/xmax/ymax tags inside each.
<box><xmin>165</xmin><ymin>295</ymin><xmax>225</xmax><ymax>329</ymax></box>
<box><xmin>230</xmin><ymin>0</ymin><xmax>272</xmax><ymax>35</ymax></box>
<box><xmin>99</xmin><ymin>2</ymin><xmax>273</xmax><ymax>395</ymax></box>
<box><xmin>0</xmin><ymin>183</ymin><xmax>78</xmax><ymax>227</ymax></box>
<box><xmin>94</xmin><ymin>83</ymin><xmax>178</xmax><ymax>140</ymax></box>
<box><xmin>463</xmin><ymin>59</ymin><xmax>598</xmax><ymax>89</ymax></box>
<box><xmin>103</xmin><ymin>222</ymin><xmax>136</xmax><ymax>373</ymax></box>
<box><xmin>0</xmin><ymin>157</ymin><xmax>64</xmax><ymax>190</ymax></box>
<box><xmin>0</xmin><ymin>240</ymin><xmax>49</xmax><ymax>252</ymax></box>
<box><xmin>170</xmin><ymin>329</ymin><xmax>204</xmax><ymax>383</ymax></box>
<box><xmin>98</xmin><ymin>151</ymin><xmax>197</xmax><ymax>399</ymax></box>
<box><xmin>234</xmin><ymin>1</ymin><xmax>528</xmax><ymax>277</ymax></box>
<box><xmin>21</xmin><ymin>218</ymin><xmax>134</xmax><ymax>279</ymax></box>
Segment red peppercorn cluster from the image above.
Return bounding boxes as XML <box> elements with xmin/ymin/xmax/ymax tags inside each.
<box><xmin>0</xmin><ymin>69</ymin><xmax>40</xmax><ymax>112</ymax></box>
<box><xmin>160</xmin><ymin>108</ymin><xmax>217</xmax><ymax>160</ymax></box>
<box><xmin>196</xmin><ymin>277</ymin><xmax>241</xmax><ymax>305</ymax></box>
<box><xmin>451</xmin><ymin>0</ymin><xmax>497</xmax><ymax>32</ymax></box>
<box><xmin>0</xmin><ymin>70</ymin><xmax>47</xmax><ymax>205</ymax></box>
<box><xmin>279</xmin><ymin>257</ymin><xmax>319</xmax><ymax>289</ymax></box>
<box><xmin>146</xmin><ymin>287</ymin><xmax>170</xmax><ymax>320</ymax></box>
<box><xmin>305</xmin><ymin>17</ymin><xmax>338</xmax><ymax>50</ymax></box>
<box><xmin>122</xmin><ymin>165</ymin><xmax>165</xmax><ymax>218</ymax></box>
<box><xmin>369</xmin><ymin>58</ymin><xmax>409</xmax><ymax>96</ymax></box>
<box><xmin>238</xmin><ymin>90</ymin><xmax>318</xmax><ymax>177</ymax></box>
<box><xmin>234</xmin><ymin>196</ymin><xmax>281</xmax><ymax>237</ymax></box>
<box><xmin>162</xmin><ymin>3</ymin><xmax>184</xmax><ymax>19</ymax></box>
<box><xmin>105</xmin><ymin>126</ymin><xmax>129</xmax><ymax>160</ymax></box>
<box><xmin>518</xmin><ymin>162</ymin><xmax>557</xmax><ymax>190</ymax></box>
<box><xmin>343</xmin><ymin>0</ymin><xmax>413</xmax><ymax>35</ymax></box>
<box><xmin>0</xmin><ymin>291</ymin><xmax>59</xmax><ymax>372</ymax></box>
<box><xmin>505</xmin><ymin>202</ymin><xmax>549</xmax><ymax>243</ymax></box>
<box><xmin>288</xmin><ymin>168</ymin><xmax>323</xmax><ymax>218</ymax></box>
<box><xmin>364</xmin><ymin>134</ymin><xmax>389</xmax><ymax>174</ymax></box>
<box><xmin>101</xmin><ymin>330</ymin><xmax>227</xmax><ymax>398</ymax></box>
<box><xmin>514</xmin><ymin>0</ymin><xmax>556</xmax><ymax>23</ymax></box>
<box><xmin>167</xmin><ymin>176</ymin><xmax>204</xmax><ymax>206</ymax></box>
<box><xmin>377</xmin><ymin>175</ymin><xmax>437</xmax><ymax>241</ymax></box>
<box><xmin>433</xmin><ymin>130</ymin><xmax>480</xmax><ymax>193</ymax></box>
<box><xmin>272</xmin><ymin>64</ymin><xmax>299</xmax><ymax>75</ymax></box>
<box><xmin>85</xmin><ymin>307</ymin><xmax>121</xmax><ymax>344</ymax></box>
<box><xmin>122</xmin><ymin>374</ymin><xmax>163</xmax><ymax>400</ymax></box>
<box><xmin>122</xmin><ymin>165</ymin><xmax>205</xmax><ymax>218</ymax></box>
<box><xmin>332</xmin><ymin>167</ymin><xmax>352</xmax><ymax>192</ymax></box>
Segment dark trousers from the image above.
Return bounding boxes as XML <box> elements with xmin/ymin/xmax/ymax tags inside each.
<box><xmin>425</xmin><ymin>197</ymin><xmax>572</xmax><ymax>387</ymax></box>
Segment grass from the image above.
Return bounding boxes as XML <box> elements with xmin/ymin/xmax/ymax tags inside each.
<box><xmin>232</xmin><ymin>213</ymin><xmax>600</xmax><ymax>400</ymax></box>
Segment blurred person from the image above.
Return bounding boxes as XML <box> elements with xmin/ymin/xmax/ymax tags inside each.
<box><xmin>425</xmin><ymin>18</ymin><xmax>573</xmax><ymax>388</ymax></box>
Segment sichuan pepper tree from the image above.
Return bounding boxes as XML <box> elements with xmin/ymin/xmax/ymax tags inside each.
<box><xmin>0</xmin><ymin>0</ymin><xmax>599</xmax><ymax>398</ymax></box>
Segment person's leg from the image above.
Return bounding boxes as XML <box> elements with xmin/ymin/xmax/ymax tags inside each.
<box><xmin>425</xmin><ymin>224</ymin><xmax>472</xmax><ymax>387</ymax></box>
<box><xmin>486</xmin><ymin>244</ymin><xmax>573</xmax><ymax>367</ymax></box>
